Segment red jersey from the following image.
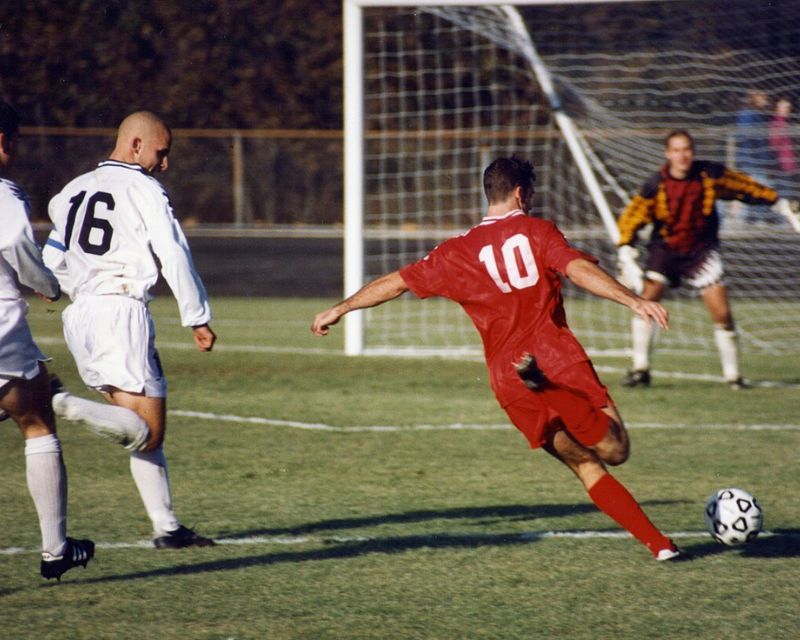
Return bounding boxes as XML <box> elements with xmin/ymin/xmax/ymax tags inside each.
<box><xmin>399</xmin><ymin>209</ymin><xmax>596</xmax><ymax>407</ymax></box>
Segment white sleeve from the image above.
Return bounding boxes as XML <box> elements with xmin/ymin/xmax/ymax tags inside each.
<box><xmin>1</xmin><ymin>217</ymin><xmax>60</xmax><ymax>299</ymax></box>
<box><xmin>41</xmin><ymin>227</ymin><xmax>75</xmax><ymax>299</ymax></box>
<box><xmin>138</xmin><ymin>183</ymin><xmax>211</xmax><ymax>327</ymax></box>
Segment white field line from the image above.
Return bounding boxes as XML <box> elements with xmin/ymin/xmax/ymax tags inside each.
<box><xmin>170</xmin><ymin>410</ymin><xmax>513</xmax><ymax>432</ymax></box>
<box><xmin>169</xmin><ymin>409</ymin><xmax>800</xmax><ymax>433</ymax></box>
<box><xmin>3</xmin><ymin>529</ymin><xmax>794</xmax><ymax>557</ymax></box>
<box><xmin>34</xmin><ymin>336</ymin><xmax>338</xmax><ymax>357</ymax></box>
<box><xmin>34</xmin><ymin>336</ymin><xmax>800</xmax><ymax>388</ymax></box>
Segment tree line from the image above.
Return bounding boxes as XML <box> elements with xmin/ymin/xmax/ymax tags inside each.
<box><xmin>0</xmin><ymin>0</ymin><xmax>342</xmax><ymax>129</ymax></box>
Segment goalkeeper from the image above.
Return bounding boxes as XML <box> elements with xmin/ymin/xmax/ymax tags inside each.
<box><xmin>313</xmin><ymin>157</ymin><xmax>684</xmax><ymax>562</ymax></box>
<box><xmin>616</xmin><ymin>129</ymin><xmax>798</xmax><ymax>389</ymax></box>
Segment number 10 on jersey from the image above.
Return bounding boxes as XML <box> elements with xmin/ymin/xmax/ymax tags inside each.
<box><xmin>478</xmin><ymin>233</ymin><xmax>540</xmax><ymax>293</ymax></box>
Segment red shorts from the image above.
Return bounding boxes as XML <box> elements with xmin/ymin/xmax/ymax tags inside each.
<box><xmin>503</xmin><ymin>361</ymin><xmax>614</xmax><ymax>449</ymax></box>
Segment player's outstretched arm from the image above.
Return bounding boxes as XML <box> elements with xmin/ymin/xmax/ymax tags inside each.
<box><xmin>312</xmin><ymin>271</ymin><xmax>408</xmax><ymax>336</ymax></box>
<box><xmin>565</xmin><ymin>258</ymin><xmax>669</xmax><ymax>330</ymax></box>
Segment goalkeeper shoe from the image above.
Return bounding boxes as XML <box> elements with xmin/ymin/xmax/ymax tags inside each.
<box><xmin>41</xmin><ymin>537</ymin><xmax>95</xmax><ymax>581</ymax></box>
<box><xmin>513</xmin><ymin>353</ymin><xmax>548</xmax><ymax>390</ymax></box>
<box><xmin>154</xmin><ymin>525</ymin><xmax>216</xmax><ymax>549</ymax></box>
<box><xmin>622</xmin><ymin>369</ymin><xmax>651</xmax><ymax>388</ymax></box>
<box><xmin>727</xmin><ymin>377</ymin><xmax>751</xmax><ymax>390</ymax></box>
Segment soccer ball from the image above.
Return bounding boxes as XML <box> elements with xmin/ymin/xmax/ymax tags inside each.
<box><xmin>704</xmin><ymin>488</ymin><xmax>763</xmax><ymax>546</ymax></box>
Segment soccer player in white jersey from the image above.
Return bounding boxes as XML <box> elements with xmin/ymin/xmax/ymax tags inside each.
<box><xmin>0</xmin><ymin>101</ymin><xmax>95</xmax><ymax>579</ymax></box>
<box><xmin>43</xmin><ymin>110</ymin><xmax>217</xmax><ymax>549</ymax></box>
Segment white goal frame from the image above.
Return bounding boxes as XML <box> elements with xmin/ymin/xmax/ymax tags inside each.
<box><xmin>344</xmin><ymin>0</ymin><xmax>800</xmax><ymax>364</ymax></box>
<box><xmin>342</xmin><ymin>0</ymin><xmax>650</xmax><ymax>355</ymax></box>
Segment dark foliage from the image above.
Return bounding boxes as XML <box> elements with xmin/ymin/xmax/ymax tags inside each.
<box><xmin>0</xmin><ymin>0</ymin><xmax>342</xmax><ymax>129</ymax></box>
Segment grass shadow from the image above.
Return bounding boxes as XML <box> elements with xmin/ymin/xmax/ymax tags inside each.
<box><xmin>44</xmin><ymin>498</ymin><xmax>695</xmax><ymax>586</ymax></box>
<box><xmin>46</xmin><ymin>531</ymin><xmax>540</xmax><ymax>586</ymax></box>
<box><xmin>220</xmin><ymin>500</ymin><xmax>688</xmax><ymax>538</ymax></box>
<box><xmin>678</xmin><ymin>528</ymin><xmax>800</xmax><ymax>559</ymax></box>
<box><xmin>740</xmin><ymin>529</ymin><xmax>800</xmax><ymax>557</ymax></box>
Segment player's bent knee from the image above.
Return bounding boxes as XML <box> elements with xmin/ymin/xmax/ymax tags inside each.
<box><xmin>591</xmin><ymin>422</ymin><xmax>629</xmax><ymax>466</ymax></box>
<box><xmin>598</xmin><ymin>443</ymin><xmax>629</xmax><ymax>466</ymax></box>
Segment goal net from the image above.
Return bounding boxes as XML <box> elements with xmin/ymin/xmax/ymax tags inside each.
<box><xmin>344</xmin><ymin>0</ymin><xmax>800</xmax><ymax>369</ymax></box>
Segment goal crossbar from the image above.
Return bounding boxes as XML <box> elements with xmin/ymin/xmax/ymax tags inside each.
<box><xmin>343</xmin><ymin>0</ymin><xmax>800</xmax><ymax>363</ymax></box>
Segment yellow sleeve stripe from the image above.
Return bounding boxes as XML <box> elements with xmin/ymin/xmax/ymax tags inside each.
<box><xmin>717</xmin><ymin>169</ymin><xmax>778</xmax><ymax>202</ymax></box>
<box><xmin>617</xmin><ymin>194</ymin><xmax>654</xmax><ymax>246</ymax></box>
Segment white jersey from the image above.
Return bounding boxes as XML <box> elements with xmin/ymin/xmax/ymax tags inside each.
<box><xmin>0</xmin><ymin>178</ymin><xmax>59</xmax><ymax>379</ymax></box>
<box><xmin>43</xmin><ymin>160</ymin><xmax>210</xmax><ymax>327</ymax></box>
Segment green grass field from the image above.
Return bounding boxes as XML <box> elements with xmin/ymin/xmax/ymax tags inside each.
<box><xmin>2</xmin><ymin>296</ymin><xmax>799</xmax><ymax>639</ymax></box>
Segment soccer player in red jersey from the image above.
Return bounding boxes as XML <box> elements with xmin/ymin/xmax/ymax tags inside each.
<box><xmin>312</xmin><ymin>156</ymin><xmax>683</xmax><ymax>561</ymax></box>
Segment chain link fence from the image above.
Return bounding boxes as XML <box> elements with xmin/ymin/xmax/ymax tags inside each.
<box><xmin>15</xmin><ymin>127</ymin><xmax>344</xmax><ymax>227</ymax></box>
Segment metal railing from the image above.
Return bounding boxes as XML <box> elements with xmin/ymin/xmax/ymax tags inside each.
<box><xmin>16</xmin><ymin>126</ymin><xmax>344</xmax><ymax>226</ymax></box>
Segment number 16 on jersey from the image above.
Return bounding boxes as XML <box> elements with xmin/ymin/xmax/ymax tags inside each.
<box><xmin>63</xmin><ymin>191</ymin><xmax>115</xmax><ymax>256</ymax></box>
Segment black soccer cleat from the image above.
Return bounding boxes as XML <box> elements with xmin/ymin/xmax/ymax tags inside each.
<box><xmin>49</xmin><ymin>374</ymin><xmax>67</xmax><ymax>397</ymax></box>
<box><xmin>41</xmin><ymin>537</ymin><xmax>95</xmax><ymax>581</ymax></box>
<box><xmin>622</xmin><ymin>369</ymin><xmax>651</xmax><ymax>388</ymax></box>
<box><xmin>513</xmin><ymin>353</ymin><xmax>548</xmax><ymax>390</ymax></box>
<box><xmin>153</xmin><ymin>525</ymin><xmax>216</xmax><ymax>549</ymax></box>
<box><xmin>727</xmin><ymin>377</ymin><xmax>751</xmax><ymax>390</ymax></box>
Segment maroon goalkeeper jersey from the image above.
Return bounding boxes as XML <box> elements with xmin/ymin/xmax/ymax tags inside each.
<box><xmin>399</xmin><ymin>209</ymin><xmax>596</xmax><ymax>407</ymax></box>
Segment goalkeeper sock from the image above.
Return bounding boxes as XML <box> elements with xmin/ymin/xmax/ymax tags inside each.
<box><xmin>714</xmin><ymin>326</ymin><xmax>740</xmax><ymax>382</ymax></box>
<box><xmin>631</xmin><ymin>316</ymin><xmax>654</xmax><ymax>371</ymax></box>
<box><xmin>52</xmin><ymin>391</ymin><xmax>150</xmax><ymax>451</ymax></box>
<box><xmin>25</xmin><ymin>434</ymin><xmax>68</xmax><ymax>557</ymax></box>
<box><xmin>588</xmin><ymin>473</ymin><xmax>673</xmax><ymax>557</ymax></box>
<box><xmin>130</xmin><ymin>447</ymin><xmax>180</xmax><ymax>535</ymax></box>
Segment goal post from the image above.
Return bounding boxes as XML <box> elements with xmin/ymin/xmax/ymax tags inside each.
<box><xmin>343</xmin><ymin>0</ymin><xmax>800</xmax><ymax>366</ymax></box>
<box><xmin>343</xmin><ymin>0</ymin><xmax>366</xmax><ymax>355</ymax></box>
<box><xmin>343</xmin><ymin>0</ymin><xmax>622</xmax><ymax>357</ymax></box>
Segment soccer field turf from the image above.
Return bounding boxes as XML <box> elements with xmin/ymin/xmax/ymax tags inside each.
<box><xmin>2</xmin><ymin>297</ymin><xmax>798</xmax><ymax>639</ymax></box>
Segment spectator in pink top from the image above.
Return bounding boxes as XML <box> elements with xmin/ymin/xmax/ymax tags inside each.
<box><xmin>768</xmin><ymin>97</ymin><xmax>797</xmax><ymax>176</ymax></box>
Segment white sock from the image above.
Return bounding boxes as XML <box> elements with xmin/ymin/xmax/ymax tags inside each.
<box><xmin>52</xmin><ymin>392</ymin><xmax>149</xmax><ymax>451</ymax></box>
<box><xmin>130</xmin><ymin>447</ymin><xmax>179</xmax><ymax>535</ymax></box>
<box><xmin>631</xmin><ymin>316</ymin><xmax>655</xmax><ymax>371</ymax></box>
<box><xmin>25</xmin><ymin>434</ymin><xmax>67</xmax><ymax>557</ymax></box>
<box><xmin>714</xmin><ymin>326</ymin><xmax>740</xmax><ymax>381</ymax></box>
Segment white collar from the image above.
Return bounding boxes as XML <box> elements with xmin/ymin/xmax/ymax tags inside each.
<box><xmin>480</xmin><ymin>209</ymin><xmax>525</xmax><ymax>224</ymax></box>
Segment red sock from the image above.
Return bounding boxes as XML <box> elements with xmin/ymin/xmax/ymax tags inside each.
<box><xmin>587</xmin><ymin>473</ymin><xmax>673</xmax><ymax>556</ymax></box>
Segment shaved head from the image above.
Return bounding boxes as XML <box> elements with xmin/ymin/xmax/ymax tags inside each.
<box><xmin>110</xmin><ymin>110</ymin><xmax>172</xmax><ymax>174</ymax></box>
<box><xmin>117</xmin><ymin>110</ymin><xmax>170</xmax><ymax>142</ymax></box>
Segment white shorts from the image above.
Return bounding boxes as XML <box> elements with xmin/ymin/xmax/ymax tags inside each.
<box><xmin>0</xmin><ymin>298</ymin><xmax>47</xmax><ymax>391</ymax></box>
<box><xmin>684</xmin><ymin>250</ymin><xmax>725</xmax><ymax>290</ymax></box>
<box><xmin>62</xmin><ymin>295</ymin><xmax>167</xmax><ymax>397</ymax></box>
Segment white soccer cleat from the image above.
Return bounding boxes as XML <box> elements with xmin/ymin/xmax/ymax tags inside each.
<box><xmin>50</xmin><ymin>387</ymin><xmax>150</xmax><ymax>451</ymax></box>
<box><xmin>655</xmin><ymin>547</ymin><xmax>681</xmax><ymax>562</ymax></box>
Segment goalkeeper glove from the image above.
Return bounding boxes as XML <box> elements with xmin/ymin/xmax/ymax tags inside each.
<box><xmin>617</xmin><ymin>245</ymin><xmax>644</xmax><ymax>294</ymax></box>
<box><xmin>771</xmin><ymin>198</ymin><xmax>800</xmax><ymax>233</ymax></box>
